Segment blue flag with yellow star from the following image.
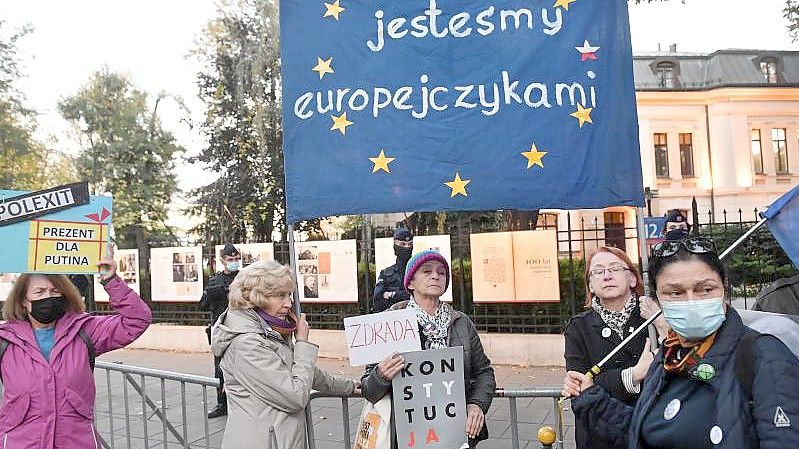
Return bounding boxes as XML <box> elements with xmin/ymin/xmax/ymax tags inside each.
<box><xmin>281</xmin><ymin>0</ymin><xmax>644</xmax><ymax>222</ymax></box>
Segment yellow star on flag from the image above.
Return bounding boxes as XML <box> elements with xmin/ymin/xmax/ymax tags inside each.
<box><xmin>521</xmin><ymin>144</ymin><xmax>548</xmax><ymax>169</ymax></box>
<box><xmin>330</xmin><ymin>112</ymin><xmax>353</xmax><ymax>135</ymax></box>
<box><xmin>369</xmin><ymin>150</ymin><xmax>395</xmax><ymax>173</ymax></box>
<box><xmin>323</xmin><ymin>0</ymin><xmax>345</xmax><ymax>20</ymax></box>
<box><xmin>444</xmin><ymin>173</ymin><xmax>471</xmax><ymax>198</ymax></box>
<box><xmin>312</xmin><ymin>57</ymin><xmax>334</xmax><ymax>79</ymax></box>
<box><xmin>570</xmin><ymin>104</ymin><xmax>594</xmax><ymax>128</ymax></box>
<box><xmin>553</xmin><ymin>0</ymin><xmax>577</xmax><ymax>11</ymax></box>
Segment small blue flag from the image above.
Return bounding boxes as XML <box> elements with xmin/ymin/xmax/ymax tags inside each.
<box><xmin>280</xmin><ymin>0</ymin><xmax>644</xmax><ymax>222</ymax></box>
<box><xmin>762</xmin><ymin>184</ymin><xmax>799</xmax><ymax>269</ymax></box>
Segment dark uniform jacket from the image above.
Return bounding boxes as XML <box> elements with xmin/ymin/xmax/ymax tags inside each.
<box><xmin>200</xmin><ymin>271</ymin><xmax>238</xmax><ymax>329</ymax></box>
<box><xmin>360</xmin><ymin>300</ymin><xmax>496</xmax><ymax>449</ymax></box>
<box><xmin>571</xmin><ymin>309</ymin><xmax>799</xmax><ymax>449</ymax></box>
<box><xmin>372</xmin><ymin>261</ymin><xmax>410</xmax><ymax>312</ymax></box>
<box><xmin>564</xmin><ymin>304</ymin><xmax>647</xmax><ymax>449</ymax></box>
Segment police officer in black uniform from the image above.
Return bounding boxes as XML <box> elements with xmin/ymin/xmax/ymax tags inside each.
<box><xmin>200</xmin><ymin>243</ymin><xmax>240</xmax><ymax>418</ymax></box>
<box><xmin>372</xmin><ymin>228</ymin><xmax>413</xmax><ymax>312</ymax></box>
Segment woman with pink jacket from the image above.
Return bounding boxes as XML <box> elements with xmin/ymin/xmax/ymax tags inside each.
<box><xmin>0</xmin><ymin>249</ymin><xmax>152</xmax><ymax>449</ymax></box>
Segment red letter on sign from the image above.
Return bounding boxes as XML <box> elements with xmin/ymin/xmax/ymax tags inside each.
<box><xmin>426</xmin><ymin>428</ymin><xmax>440</xmax><ymax>444</ymax></box>
<box><xmin>407</xmin><ymin>431</ymin><xmax>415</xmax><ymax>447</ymax></box>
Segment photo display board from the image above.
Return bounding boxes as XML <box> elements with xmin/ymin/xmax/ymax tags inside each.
<box><xmin>150</xmin><ymin>246</ymin><xmax>204</xmax><ymax>302</ymax></box>
<box><xmin>295</xmin><ymin>239</ymin><xmax>358</xmax><ymax>303</ymax></box>
<box><xmin>470</xmin><ymin>230</ymin><xmax>560</xmax><ymax>302</ymax></box>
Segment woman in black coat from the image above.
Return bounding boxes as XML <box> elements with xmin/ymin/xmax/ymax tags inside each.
<box><xmin>564</xmin><ymin>246</ymin><xmax>668</xmax><ymax>449</ymax></box>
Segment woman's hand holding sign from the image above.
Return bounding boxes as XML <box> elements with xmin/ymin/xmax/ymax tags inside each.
<box><xmin>98</xmin><ymin>245</ymin><xmax>117</xmax><ymax>281</ymax></box>
<box><xmin>377</xmin><ymin>353</ymin><xmax>405</xmax><ymax>381</ymax></box>
<box><xmin>465</xmin><ymin>403</ymin><xmax>485</xmax><ymax>439</ymax></box>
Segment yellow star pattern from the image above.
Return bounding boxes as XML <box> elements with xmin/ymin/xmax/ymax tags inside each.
<box><xmin>312</xmin><ymin>57</ymin><xmax>334</xmax><ymax>79</ymax></box>
<box><xmin>323</xmin><ymin>0</ymin><xmax>345</xmax><ymax>20</ymax></box>
<box><xmin>521</xmin><ymin>144</ymin><xmax>548</xmax><ymax>169</ymax></box>
<box><xmin>570</xmin><ymin>104</ymin><xmax>594</xmax><ymax>128</ymax></box>
<box><xmin>330</xmin><ymin>112</ymin><xmax>353</xmax><ymax>135</ymax></box>
<box><xmin>445</xmin><ymin>173</ymin><xmax>471</xmax><ymax>198</ymax></box>
<box><xmin>553</xmin><ymin>0</ymin><xmax>577</xmax><ymax>11</ymax></box>
<box><xmin>369</xmin><ymin>149</ymin><xmax>395</xmax><ymax>173</ymax></box>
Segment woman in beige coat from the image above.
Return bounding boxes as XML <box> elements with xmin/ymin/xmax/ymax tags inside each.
<box><xmin>211</xmin><ymin>260</ymin><xmax>359</xmax><ymax>449</ymax></box>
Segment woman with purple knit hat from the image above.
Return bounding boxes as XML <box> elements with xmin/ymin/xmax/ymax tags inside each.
<box><xmin>360</xmin><ymin>250</ymin><xmax>497</xmax><ymax>448</ymax></box>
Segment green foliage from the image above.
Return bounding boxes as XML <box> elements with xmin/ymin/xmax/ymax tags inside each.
<box><xmin>703</xmin><ymin>224</ymin><xmax>795</xmax><ymax>294</ymax></box>
<box><xmin>0</xmin><ymin>21</ymin><xmax>77</xmax><ymax>190</ymax></box>
<box><xmin>58</xmin><ymin>69</ymin><xmax>182</xmax><ymax>248</ymax></box>
<box><xmin>189</xmin><ymin>0</ymin><xmax>316</xmax><ymax>245</ymax></box>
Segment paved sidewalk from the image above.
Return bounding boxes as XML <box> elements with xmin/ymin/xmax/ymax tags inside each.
<box><xmin>95</xmin><ymin>349</ymin><xmax>576</xmax><ymax>449</ymax></box>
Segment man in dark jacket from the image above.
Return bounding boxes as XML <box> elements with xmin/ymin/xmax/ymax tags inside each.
<box><xmin>200</xmin><ymin>243</ymin><xmax>240</xmax><ymax>418</ymax></box>
<box><xmin>372</xmin><ymin>228</ymin><xmax>413</xmax><ymax>312</ymax></box>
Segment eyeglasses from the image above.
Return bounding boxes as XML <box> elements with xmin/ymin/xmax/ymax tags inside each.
<box><xmin>652</xmin><ymin>237</ymin><xmax>717</xmax><ymax>258</ymax></box>
<box><xmin>589</xmin><ymin>265</ymin><xmax>630</xmax><ymax>277</ymax></box>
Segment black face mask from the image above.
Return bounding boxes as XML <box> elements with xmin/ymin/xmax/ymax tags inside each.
<box><xmin>394</xmin><ymin>245</ymin><xmax>412</xmax><ymax>262</ymax></box>
<box><xmin>29</xmin><ymin>296</ymin><xmax>67</xmax><ymax>324</ymax></box>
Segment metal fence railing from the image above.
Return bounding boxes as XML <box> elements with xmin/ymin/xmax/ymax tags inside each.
<box><xmin>305</xmin><ymin>387</ymin><xmax>566</xmax><ymax>449</ymax></box>
<box><xmin>90</xmin><ymin>207</ymin><xmax>794</xmax><ymax>334</ymax></box>
<box><xmin>93</xmin><ymin>361</ymin><xmax>220</xmax><ymax>449</ymax></box>
<box><xmin>84</xmin><ymin>361</ymin><xmax>566</xmax><ymax>449</ymax></box>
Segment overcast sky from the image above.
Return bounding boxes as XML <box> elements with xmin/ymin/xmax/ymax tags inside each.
<box><xmin>4</xmin><ymin>0</ymin><xmax>797</xmax><ymax>196</ymax></box>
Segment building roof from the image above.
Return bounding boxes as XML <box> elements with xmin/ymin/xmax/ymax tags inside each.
<box><xmin>633</xmin><ymin>49</ymin><xmax>799</xmax><ymax>91</ymax></box>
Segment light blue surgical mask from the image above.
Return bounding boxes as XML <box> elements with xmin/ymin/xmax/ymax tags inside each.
<box><xmin>660</xmin><ymin>297</ymin><xmax>726</xmax><ymax>341</ymax></box>
<box><xmin>225</xmin><ymin>261</ymin><xmax>241</xmax><ymax>272</ymax></box>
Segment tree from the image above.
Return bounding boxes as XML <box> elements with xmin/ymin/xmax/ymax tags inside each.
<box><xmin>59</xmin><ymin>69</ymin><xmax>183</xmax><ymax>299</ymax></box>
<box><xmin>0</xmin><ymin>21</ymin><xmax>76</xmax><ymax>190</ymax></box>
<box><xmin>787</xmin><ymin>1</ymin><xmax>799</xmax><ymax>42</ymax></box>
<box><xmin>190</xmin><ymin>0</ymin><xmax>305</xmax><ymax>246</ymax></box>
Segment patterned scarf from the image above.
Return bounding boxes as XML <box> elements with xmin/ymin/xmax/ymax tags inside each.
<box><xmin>663</xmin><ymin>330</ymin><xmax>717</xmax><ymax>376</ymax></box>
<box><xmin>408</xmin><ymin>296</ymin><xmax>452</xmax><ymax>350</ymax></box>
<box><xmin>591</xmin><ymin>295</ymin><xmax>637</xmax><ymax>339</ymax></box>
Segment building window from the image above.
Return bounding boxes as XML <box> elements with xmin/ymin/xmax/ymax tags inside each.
<box><xmin>751</xmin><ymin>129</ymin><xmax>764</xmax><ymax>174</ymax></box>
<box><xmin>772</xmin><ymin>128</ymin><xmax>789</xmax><ymax>174</ymax></box>
<box><xmin>760</xmin><ymin>59</ymin><xmax>779</xmax><ymax>84</ymax></box>
<box><xmin>603</xmin><ymin>212</ymin><xmax>626</xmax><ymax>249</ymax></box>
<box><xmin>654</xmin><ymin>133</ymin><xmax>670</xmax><ymax>178</ymax></box>
<box><xmin>536</xmin><ymin>213</ymin><xmax>558</xmax><ymax>231</ymax></box>
<box><xmin>679</xmin><ymin>133</ymin><xmax>695</xmax><ymax>177</ymax></box>
<box><xmin>656</xmin><ymin>62</ymin><xmax>676</xmax><ymax>88</ymax></box>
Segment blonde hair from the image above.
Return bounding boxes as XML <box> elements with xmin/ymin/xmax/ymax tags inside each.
<box><xmin>228</xmin><ymin>260</ymin><xmax>295</xmax><ymax>310</ymax></box>
<box><xmin>2</xmin><ymin>274</ymin><xmax>85</xmax><ymax>321</ymax></box>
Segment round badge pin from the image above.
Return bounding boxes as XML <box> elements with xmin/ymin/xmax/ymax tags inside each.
<box><xmin>602</xmin><ymin>328</ymin><xmax>612</xmax><ymax>338</ymax></box>
<box><xmin>710</xmin><ymin>426</ymin><xmax>723</xmax><ymax>444</ymax></box>
<box><xmin>694</xmin><ymin>363</ymin><xmax>716</xmax><ymax>381</ymax></box>
<box><xmin>664</xmin><ymin>399</ymin><xmax>681</xmax><ymax>420</ymax></box>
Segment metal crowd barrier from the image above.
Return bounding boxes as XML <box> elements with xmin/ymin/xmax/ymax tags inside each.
<box><xmin>93</xmin><ymin>361</ymin><xmax>220</xmax><ymax>449</ymax></box>
<box><xmin>1</xmin><ymin>361</ymin><xmax>565</xmax><ymax>449</ymax></box>
<box><xmin>305</xmin><ymin>387</ymin><xmax>565</xmax><ymax>449</ymax></box>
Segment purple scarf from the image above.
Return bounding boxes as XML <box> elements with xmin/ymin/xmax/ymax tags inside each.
<box><xmin>255</xmin><ymin>308</ymin><xmax>297</xmax><ymax>338</ymax></box>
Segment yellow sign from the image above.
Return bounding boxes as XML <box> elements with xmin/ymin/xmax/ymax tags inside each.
<box><xmin>27</xmin><ymin>219</ymin><xmax>108</xmax><ymax>273</ymax></box>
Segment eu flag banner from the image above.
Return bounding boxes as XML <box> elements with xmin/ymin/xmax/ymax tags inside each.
<box><xmin>280</xmin><ymin>0</ymin><xmax>644</xmax><ymax>223</ymax></box>
<box><xmin>762</xmin><ymin>184</ymin><xmax>799</xmax><ymax>269</ymax></box>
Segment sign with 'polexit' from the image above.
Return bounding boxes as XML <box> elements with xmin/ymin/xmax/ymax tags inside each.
<box><xmin>0</xmin><ymin>182</ymin><xmax>90</xmax><ymax>226</ymax></box>
<box><xmin>0</xmin><ymin>184</ymin><xmax>112</xmax><ymax>274</ymax></box>
<box><xmin>344</xmin><ymin>309</ymin><xmax>422</xmax><ymax>366</ymax></box>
